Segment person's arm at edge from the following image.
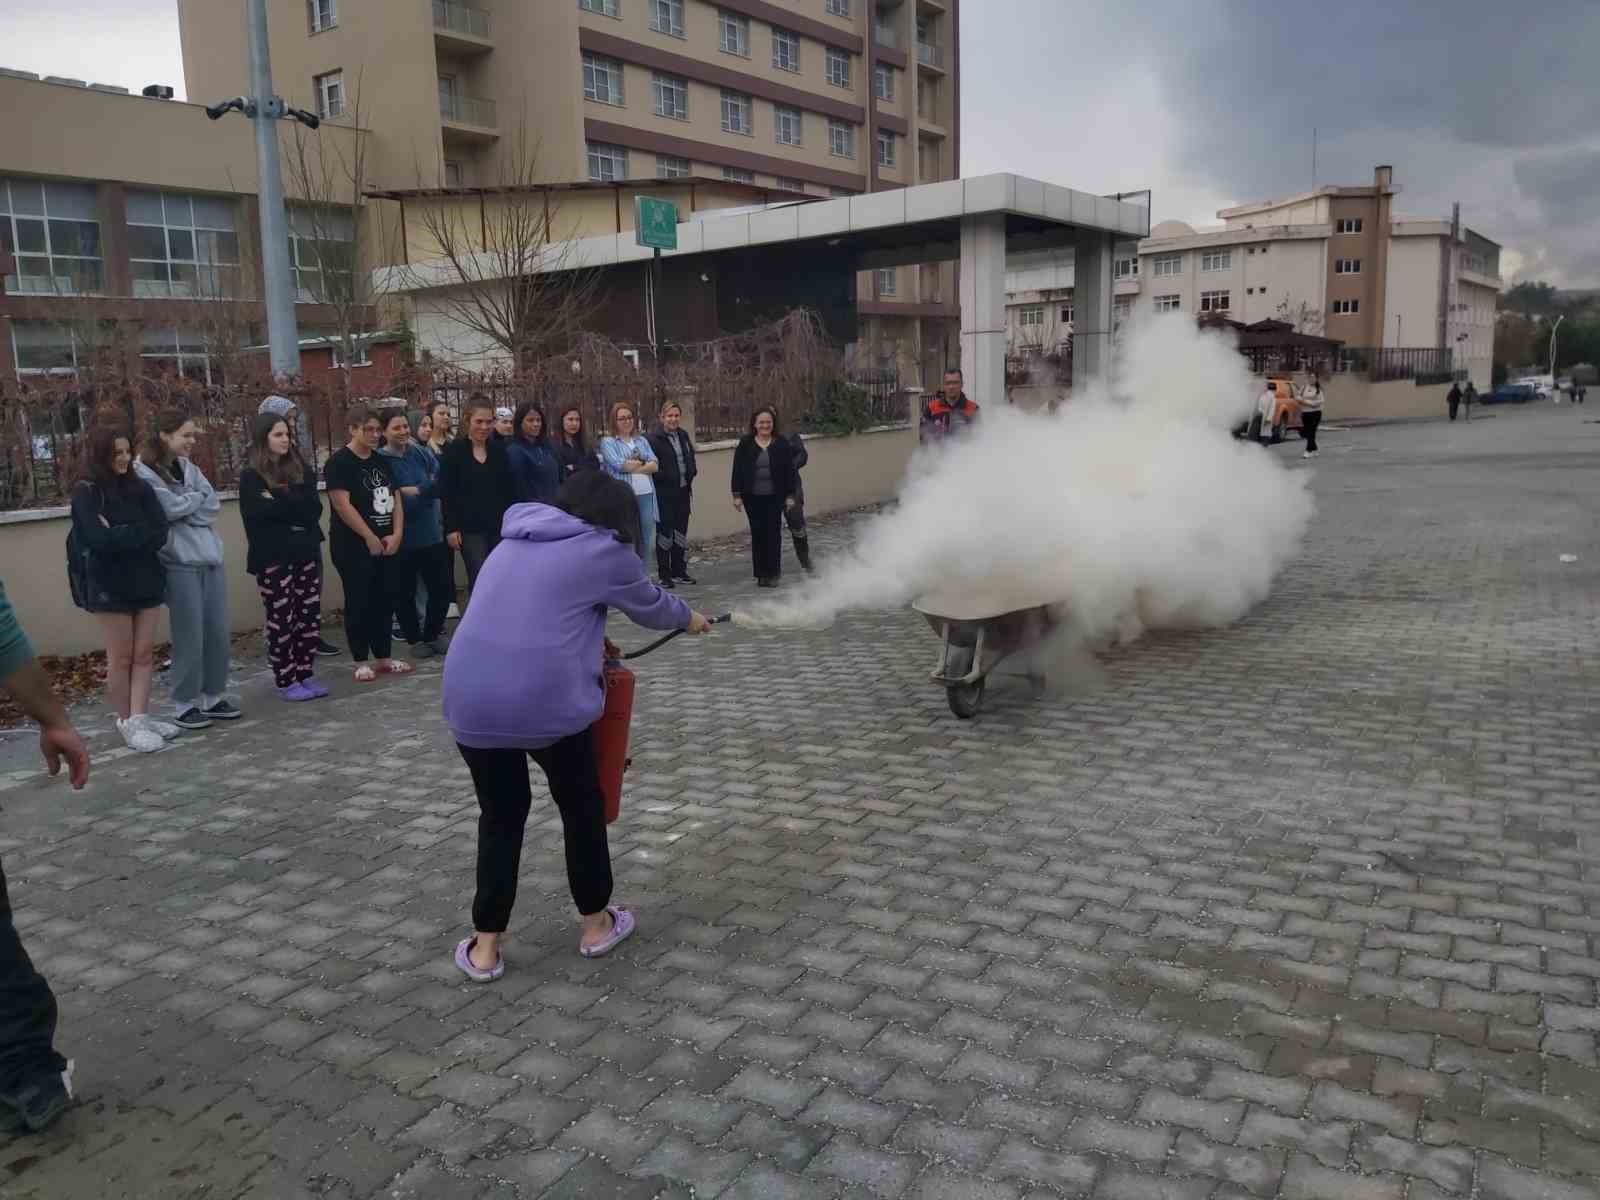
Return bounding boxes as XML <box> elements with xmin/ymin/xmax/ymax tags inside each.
<box><xmin>0</xmin><ymin>581</ymin><xmax>89</xmax><ymax>788</ymax></box>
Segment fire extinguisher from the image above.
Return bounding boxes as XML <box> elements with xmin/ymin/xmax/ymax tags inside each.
<box><xmin>591</xmin><ymin>613</ymin><xmax>729</xmax><ymax>825</ymax></box>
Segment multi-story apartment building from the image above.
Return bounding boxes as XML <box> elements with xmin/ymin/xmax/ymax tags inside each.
<box><xmin>177</xmin><ymin>0</ymin><xmax>963</xmax><ymax>385</ymax></box>
<box><xmin>1005</xmin><ymin>166</ymin><xmax>1501</xmax><ymax>391</ymax></box>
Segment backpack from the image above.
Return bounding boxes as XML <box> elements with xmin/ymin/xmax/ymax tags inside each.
<box><xmin>66</xmin><ymin>484</ymin><xmax>100</xmax><ymax>611</ymax></box>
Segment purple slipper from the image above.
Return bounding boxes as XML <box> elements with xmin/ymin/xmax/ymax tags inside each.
<box><xmin>579</xmin><ymin>906</ymin><xmax>635</xmax><ymax>958</ymax></box>
<box><xmin>454</xmin><ymin>936</ymin><xmax>504</xmax><ymax>982</ymax></box>
<box><xmin>301</xmin><ymin>679</ymin><xmax>330</xmax><ymax>699</ymax></box>
<box><xmin>280</xmin><ymin>682</ymin><xmax>315</xmax><ymax>702</ymax></box>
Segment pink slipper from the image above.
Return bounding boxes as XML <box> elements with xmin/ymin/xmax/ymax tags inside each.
<box><xmin>454</xmin><ymin>936</ymin><xmax>504</xmax><ymax>982</ymax></box>
<box><xmin>579</xmin><ymin>906</ymin><xmax>635</xmax><ymax>958</ymax></box>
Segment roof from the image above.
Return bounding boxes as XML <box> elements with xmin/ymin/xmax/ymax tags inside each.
<box><xmin>1219</xmin><ymin>180</ymin><xmax>1400</xmax><ymax>220</ymax></box>
<box><xmin>365</xmin><ymin>176</ymin><xmax>809</xmax><ymax>202</ymax></box>
<box><xmin>1202</xmin><ymin>317</ymin><xmax>1344</xmax><ymax>351</ymax></box>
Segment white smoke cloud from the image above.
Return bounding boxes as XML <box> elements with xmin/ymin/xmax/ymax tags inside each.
<box><xmin>741</xmin><ymin>317</ymin><xmax>1315</xmax><ymax>654</ymax></box>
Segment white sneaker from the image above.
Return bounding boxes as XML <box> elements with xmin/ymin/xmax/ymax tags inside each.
<box><xmin>116</xmin><ymin>718</ymin><xmax>164</xmax><ymax>754</ymax></box>
<box><xmin>1302</xmin><ymin>451</ymin><xmax>1312</xmax><ymax>459</ymax></box>
<box><xmin>132</xmin><ymin>713</ymin><xmax>181</xmax><ymax>740</ymax></box>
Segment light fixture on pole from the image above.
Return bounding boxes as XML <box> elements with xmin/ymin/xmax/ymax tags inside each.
<box><xmin>1549</xmin><ymin>313</ymin><xmax>1565</xmax><ymax>392</ymax></box>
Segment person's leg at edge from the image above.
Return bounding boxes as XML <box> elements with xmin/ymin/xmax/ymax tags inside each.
<box><xmin>457</xmin><ymin>744</ymin><xmax>535</xmax><ymax>970</ymax></box>
<box><xmin>313</xmin><ymin>558</ymin><xmax>339</xmax><ymax>655</ymax></box>
<box><xmin>292</xmin><ymin>561</ymin><xmax>322</xmax><ymax>684</ymax></box>
<box><xmin>388</xmin><ymin>551</ymin><xmax>423</xmax><ymax>647</ymax></box>
<box><xmin>654</xmin><ymin>491</ymin><xmax>676</xmax><ymax>582</ymax></box>
<box><xmin>635</xmin><ymin>493</ymin><xmax>658</xmax><ymax>567</ymax></box>
<box><xmin>421</xmin><ymin>543</ymin><xmax>453</xmax><ymax>644</ymax></box>
<box><xmin>0</xmin><ymin>857</ymin><xmax>69</xmax><ymax>1104</ymax></box>
<box><xmin>531</xmin><ymin>731</ymin><xmax>615</xmax><ymax>948</ymax></box>
<box><xmin>460</xmin><ymin>533</ymin><xmax>489</xmax><ymax>601</ymax></box>
<box><xmin>129</xmin><ymin>608</ymin><xmax>160</xmax><ymax>717</ymax></box>
<box><xmin>785</xmin><ymin>500</ymin><xmax>812</xmax><ymax>570</ymax></box>
<box><xmin>164</xmin><ymin>566</ymin><xmax>203</xmax><ymax>712</ymax></box>
<box><xmin>743</xmin><ymin>497</ymin><xmax>764</xmax><ymax>581</ymax></box>
<box><xmin>199</xmin><ymin>563</ymin><xmax>230</xmax><ymax>708</ymax></box>
<box><xmin>94</xmin><ymin>613</ymin><xmax>134</xmax><ymax>719</ymax></box>
<box><xmin>257</xmin><ymin>566</ymin><xmax>296</xmax><ymax>689</ymax></box>
<box><xmin>671</xmin><ymin>489</ymin><xmax>691</xmax><ymax>578</ymax></box>
<box><xmin>369</xmin><ymin>558</ymin><xmax>396</xmax><ymax>667</ymax></box>
<box><xmin>752</xmin><ymin>495</ymin><xmax>783</xmax><ymax>581</ymax></box>
<box><xmin>334</xmin><ymin>556</ymin><xmax>373</xmax><ymax>662</ymax></box>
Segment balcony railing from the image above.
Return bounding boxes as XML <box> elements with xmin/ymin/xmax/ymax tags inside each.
<box><xmin>916</xmin><ymin>40</ymin><xmax>943</xmax><ymax>67</ymax></box>
<box><xmin>433</xmin><ymin>0</ymin><xmax>491</xmax><ymax>40</ymax></box>
<box><xmin>874</xmin><ymin>24</ymin><xmax>899</xmax><ymax>48</ymax></box>
<box><xmin>440</xmin><ymin>93</ymin><xmax>497</xmax><ymax>129</ymax></box>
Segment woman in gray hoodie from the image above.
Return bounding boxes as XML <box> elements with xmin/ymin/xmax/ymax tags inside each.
<box><xmin>134</xmin><ymin>410</ymin><xmax>238</xmax><ymax>729</ymax></box>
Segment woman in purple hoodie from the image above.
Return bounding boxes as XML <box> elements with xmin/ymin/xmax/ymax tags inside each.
<box><xmin>442</xmin><ymin>472</ymin><xmax>713</xmax><ymax>978</ymax></box>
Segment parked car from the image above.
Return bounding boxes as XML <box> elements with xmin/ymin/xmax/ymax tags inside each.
<box><xmin>1483</xmin><ymin>383</ymin><xmax>1537</xmax><ymax>405</ymax></box>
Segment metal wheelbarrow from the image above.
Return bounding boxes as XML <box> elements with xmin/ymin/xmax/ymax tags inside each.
<box><xmin>912</xmin><ymin>591</ymin><xmax>1058</xmax><ymax>718</ymax></box>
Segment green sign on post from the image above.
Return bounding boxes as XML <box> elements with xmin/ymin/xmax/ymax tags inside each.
<box><xmin>635</xmin><ymin>195</ymin><xmax>679</xmax><ymax>251</ymax></box>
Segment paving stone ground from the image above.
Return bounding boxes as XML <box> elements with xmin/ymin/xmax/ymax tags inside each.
<box><xmin>1</xmin><ymin>403</ymin><xmax>1598</xmax><ymax>1199</ymax></box>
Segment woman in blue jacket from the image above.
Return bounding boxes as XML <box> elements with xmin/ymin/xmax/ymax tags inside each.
<box><xmin>379</xmin><ymin>409</ymin><xmax>451</xmax><ymax>658</ymax></box>
<box><xmin>506</xmin><ymin>402</ymin><xmax>561</xmax><ymax>504</ymax></box>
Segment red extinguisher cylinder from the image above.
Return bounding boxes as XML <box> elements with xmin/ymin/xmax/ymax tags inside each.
<box><xmin>591</xmin><ymin>662</ymin><xmax>635</xmax><ymax>825</ymax></box>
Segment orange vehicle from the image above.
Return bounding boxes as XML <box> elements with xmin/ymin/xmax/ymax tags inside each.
<box><xmin>1253</xmin><ymin>376</ymin><xmax>1303</xmax><ymax>443</ymax></box>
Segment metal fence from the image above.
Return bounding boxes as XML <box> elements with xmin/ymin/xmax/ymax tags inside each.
<box><xmin>1332</xmin><ymin>346</ymin><xmax>1456</xmax><ymax>385</ymax></box>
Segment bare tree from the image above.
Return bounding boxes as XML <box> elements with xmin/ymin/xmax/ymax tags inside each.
<box><xmin>401</xmin><ymin>129</ymin><xmax>601</xmax><ymax>370</ymax></box>
<box><xmin>1275</xmin><ymin>294</ymin><xmax>1324</xmax><ymax>335</ymax></box>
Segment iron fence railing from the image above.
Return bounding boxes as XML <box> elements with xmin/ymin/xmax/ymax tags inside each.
<box><xmin>433</xmin><ymin>0</ymin><xmax>490</xmax><ymax>39</ymax></box>
<box><xmin>1333</xmin><ymin>346</ymin><xmax>1456</xmax><ymax>384</ymax></box>
<box><xmin>439</xmin><ymin>92</ymin><xmax>497</xmax><ymax>129</ymax></box>
<box><xmin>916</xmin><ymin>41</ymin><xmax>943</xmax><ymax>67</ymax></box>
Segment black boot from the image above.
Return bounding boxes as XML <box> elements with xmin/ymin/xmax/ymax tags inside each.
<box><xmin>793</xmin><ymin>536</ymin><xmax>813</xmax><ymax>573</ymax></box>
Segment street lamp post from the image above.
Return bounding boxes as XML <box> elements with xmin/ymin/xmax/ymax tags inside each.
<box><xmin>1549</xmin><ymin>314</ymin><xmax>1565</xmax><ymax>400</ymax></box>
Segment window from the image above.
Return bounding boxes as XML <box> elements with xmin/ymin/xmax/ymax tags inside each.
<box><xmin>656</xmin><ymin>154</ymin><xmax>691</xmax><ymax>178</ymax></box>
<box><xmin>1113</xmin><ymin>256</ymin><xmax>1138</xmax><ymax>279</ymax></box>
<box><xmin>826</xmin><ymin>47</ymin><xmax>851</xmax><ymax>88</ymax></box>
<box><xmin>876</xmin><ymin>267</ymin><xmax>897</xmax><ymax>297</ymax></box>
<box><xmin>286</xmin><ymin>205</ymin><xmax>355</xmax><ymax>303</ymax></box>
<box><xmin>828</xmin><ymin>119</ymin><xmax>854</xmax><ymax>158</ymax></box>
<box><xmin>774</xmin><ymin>105</ymin><xmax>802</xmax><ymax>146</ymax></box>
<box><xmin>826</xmin><ymin>0</ymin><xmax>850</xmax><ymax>14</ymax></box>
<box><xmin>11</xmin><ymin>321</ymin><xmax>81</xmax><ymax>376</ymax></box>
<box><xmin>876</xmin><ymin>129</ymin><xmax>896</xmax><ymax>167</ymax></box>
<box><xmin>652</xmin><ymin>72</ymin><xmax>688</xmax><ymax>119</ymax></box>
<box><xmin>586</xmin><ymin>141</ymin><xmax>627</xmax><ymax>181</ymax></box>
<box><xmin>309</xmin><ymin>0</ymin><xmax>336</xmax><ymax>33</ymax></box>
<box><xmin>775</xmin><ymin>176</ymin><xmax>805</xmax><ymax>192</ymax></box>
<box><xmin>314</xmin><ymin>70</ymin><xmax>344</xmax><ymax>119</ymax></box>
<box><xmin>1114</xmin><ymin>298</ymin><xmax>1133</xmax><ymax>325</ymax></box>
<box><xmin>722</xmin><ymin>167</ymin><xmax>754</xmax><ymax>184</ymax></box>
<box><xmin>1334</xmin><ymin>258</ymin><xmax>1361</xmax><ymax>274</ymax></box>
<box><xmin>443</xmin><ymin>160</ymin><xmax>463</xmax><ymax>188</ymax></box>
<box><xmin>0</xmin><ymin>178</ymin><xmax>103</xmax><ymax>295</ymax></box>
<box><xmin>1151</xmin><ymin>254</ymin><xmax>1180</xmax><ymax>277</ymax></box>
<box><xmin>649</xmin><ymin>0</ymin><xmax>684</xmax><ymax>37</ymax></box>
<box><xmin>1154</xmin><ymin>294</ymin><xmax>1181</xmax><ymax>313</ymax></box>
<box><xmin>583</xmin><ymin>53</ymin><xmax>625</xmax><ymax>105</ymax></box>
<box><xmin>720</xmin><ymin>90</ymin><xmax>752</xmax><ymax>135</ymax></box>
<box><xmin>1018</xmin><ymin>306</ymin><xmax>1044</xmax><ymax>327</ymax></box>
<box><xmin>579</xmin><ymin>0</ymin><xmax>619</xmax><ymax>13</ymax></box>
<box><xmin>772</xmin><ymin>27</ymin><xmax>800</xmax><ymax>72</ymax></box>
<box><xmin>717</xmin><ymin>10</ymin><xmax>749</xmax><ymax>55</ymax></box>
<box><xmin>874</xmin><ymin>64</ymin><xmax>894</xmax><ymax>100</ymax></box>
<box><xmin>332</xmin><ymin>340</ymin><xmax>370</xmax><ymax>369</ymax></box>
<box><xmin>1336</xmin><ymin>217</ymin><xmax>1363</xmax><ymax>234</ymax></box>
<box><xmin>139</xmin><ymin>328</ymin><xmax>214</xmax><ymax>385</ymax></box>
<box><xmin>1198</xmin><ymin>289</ymin><xmax>1230</xmax><ymax>313</ymax></box>
<box><xmin>128</xmin><ymin>190</ymin><xmax>240</xmax><ymax>299</ymax></box>
<box><xmin>1059</xmin><ymin>305</ymin><xmax>1074</xmax><ymax>324</ymax></box>
<box><xmin>1200</xmin><ymin>250</ymin><xmax>1230</xmax><ymax>272</ymax></box>
<box><xmin>1332</xmin><ymin>298</ymin><xmax>1360</xmax><ymax>315</ymax></box>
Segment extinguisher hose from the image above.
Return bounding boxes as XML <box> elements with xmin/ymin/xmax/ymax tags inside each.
<box><xmin>620</xmin><ymin>612</ymin><xmax>732</xmax><ymax>660</ymax></box>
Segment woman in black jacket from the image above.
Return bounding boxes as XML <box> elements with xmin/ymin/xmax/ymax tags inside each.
<box><xmin>553</xmin><ymin>403</ymin><xmax>597</xmax><ymax>481</ymax></box>
<box><xmin>730</xmin><ymin>407</ymin><xmax>797</xmax><ymax>588</ymax></box>
<box><xmin>68</xmin><ymin>425</ymin><xmax>172</xmax><ymax>752</ymax></box>
<box><xmin>239</xmin><ymin>413</ymin><xmax>328</xmax><ymax>702</ymax></box>
<box><xmin>437</xmin><ymin>397</ymin><xmax>516</xmax><ymax>600</ymax></box>
<box><xmin>647</xmin><ymin>399</ymin><xmax>697</xmax><ymax>587</ymax></box>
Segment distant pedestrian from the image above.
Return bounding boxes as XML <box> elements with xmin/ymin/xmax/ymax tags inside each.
<box><xmin>135</xmin><ymin>410</ymin><xmax>239</xmax><ymax>729</ymax></box>
<box><xmin>0</xmin><ymin>575</ymin><xmax>91</xmax><ymax>1133</ymax></box>
<box><xmin>1255</xmin><ymin>381</ymin><xmax>1278</xmax><ymax>443</ymax></box>
<box><xmin>1463</xmin><ymin>381</ymin><xmax>1477</xmax><ymax>420</ymax></box>
<box><xmin>259</xmin><ymin>395</ymin><xmax>341</xmax><ymax>659</ymax></box>
<box><xmin>507</xmin><ymin>402</ymin><xmax>561</xmax><ymax>504</ymax></box>
<box><xmin>1297</xmin><ymin>375</ymin><xmax>1325</xmax><ymax>459</ymax></box>
<box><xmin>239</xmin><ymin>414</ymin><xmax>328</xmax><ymax>702</ymax></box>
<box><xmin>1447</xmin><ymin>381</ymin><xmax>1462</xmax><ymax>421</ymax></box>
<box><xmin>379</xmin><ymin>410</ymin><xmax>451</xmax><ymax>659</ymax></box>
<box><xmin>69</xmin><ymin>426</ymin><xmax>173</xmax><ymax>752</ymax></box>
<box><xmin>921</xmin><ymin>368</ymin><xmax>980</xmax><ymax>443</ymax></box>
<box><xmin>783</xmin><ymin>430</ymin><xmax>814</xmax><ymax>572</ymax></box>
<box><xmin>426</xmin><ymin>401</ymin><xmax>453</xmax><ymax>455</ymax></box>
<box><xmin>493</xmin><ymin>406</ymin><xmax>514</xmax><ymax>440</ymax></box>
<box><xmin>442</xmin><ymin>471</ymin><xmax>713</xmax><ymax>978</ymax></box>
<box><xmin>731</xmin><ymin>407</ymin><xmax>798</xmax><ymax>588</ymax></box>
<box><xmin>647</xmin><ymin>400</ymin><xmax>697</xmax><ymax>587</ymax></box>
<box><xmin>325</xmin><ymin>406</ymin><xmax>413</xmax><ymax>682</ymax></box>
<box><xmin>439</xmin><ymin>399</ymin><xmax>516</xmax><ymax>601</ymax></box>
<box><xmin>598</xmin><ymin>402</ymin><xmax>659</xmax><ymax>562</ymax></box>
<box><xmin>553</xmin><ymin>404</ymin><xmax>597</xmax><ymax>481</ymax></box>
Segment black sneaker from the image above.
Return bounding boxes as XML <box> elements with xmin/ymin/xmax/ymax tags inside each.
<box><xmin>659</xmin><ymin>577</ymin><xmax>676</xmax><ymax>590</ymax></box>
<box><xmin>0</xmin><ymin>1061</ymin><xmax>74</xmax><ymax>1134</ymax></box>
<box><xmin>676</xmin><ymin>573</ymin><xmax>698</xmax><ymax>585</ymax></box>
<box><xmin>315</xmin><ymin>639</ymin><xmax>341</xmax><ymax>657</ymax></box>
<box><xmin>202</xmin><ymin>700</ymin><xmax>243</xmax><ymax>721</ymax></box>
<box><xmin>173</xmin><ymin>707</ymin><xmax>213</xmax><ymax>730</ymax></box>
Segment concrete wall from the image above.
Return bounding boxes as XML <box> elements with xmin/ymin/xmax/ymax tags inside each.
<box><xmin>1</xmin><ymin>422</ymin><xmax>915</xmax><ymax>656</ymax></box>
<box><xmin>1383</xmin><ymin>234</ymin><xmax>1441</xmax><ymax>352</ymax></box>
<box><xmin>1324</xmin><ymin>376</ymin><xmax>1449</xmax><ymax>422</ymax></box>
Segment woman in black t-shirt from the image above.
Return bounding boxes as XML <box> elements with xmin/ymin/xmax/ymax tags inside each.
<box><xmin>324</xmin><ymin>406</ymin><xmax>414</xmax><ymax>682</ymax></box>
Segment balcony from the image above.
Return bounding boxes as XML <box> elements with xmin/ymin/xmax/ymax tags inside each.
<box><xmin>916</xmin><ymin>40</ymin><xmax>945</xmax><ymax>71</ymax></box>
<box><xmin>433</xmin><ymin>1</ymin><xmax>493</xmax><ymax>54</ymax></box>
<box><xmin>874</xmin><ymin>23</ymin><xmax>899</xmax><ymax>48</ymax></box>
<box><xmin>440</xmin><ymin>92</ymin><xmax>499</xmax><ymax>139</ymax></box>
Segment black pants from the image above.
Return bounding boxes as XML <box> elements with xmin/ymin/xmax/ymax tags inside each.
<box><xmin>457</xmin><ymin>732</ymin><xmax>613</xmax><ymax>929</ymax></box>
<box><xmin>333</xmin><ymin>551</ymin><xmax>394</xmax><ymax>662</ymax></box>
<box><xmin>1448</xmin><ymin>399</ymin><xmax>1460</xmax><ymax>421</ymax></box>
<box><xmin>655</xmin><ymin>486</ymin><xmax>691</xmax><ymax>580</ymax></box>
<box><xmin>391</xmin><ymin>543</ymin><xmax>452</xmax><ymax>644</ymax></box>
<box><xmin>744</xmin><ymin>494</ymin><xmax>785</xmax><ymax>581</ymax></box>
<box><xmin>460</xmin><ymin>532</ymin><xmax>499</xmax><ymax>600</ymax></box>
<box><xmin>1301</xmin><ymin>410</ymin><xmax>1323</xmax><ymax>452</ymax></box>
<box><xmin>0</xmin><ymin>859</ymin><xmax>67</xmax><ymax>1092</ymax></box>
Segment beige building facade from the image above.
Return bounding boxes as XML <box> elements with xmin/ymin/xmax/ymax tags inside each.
<box><xmin>177</xmin><ymin>0</ymin><xmax>964</xmax><ymax>386</ymax></box>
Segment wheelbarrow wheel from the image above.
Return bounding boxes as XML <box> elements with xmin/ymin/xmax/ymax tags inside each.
<box><xmin>947</xmin><ymin>679</ymin><xmax>985</xmax><ymax>719</ymax></box>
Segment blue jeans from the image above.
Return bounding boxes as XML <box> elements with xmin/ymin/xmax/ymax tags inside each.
<box><xmin>634</xmin><ymin>492</ymin><xmax>658</xmax><ymax>564</ymax></box>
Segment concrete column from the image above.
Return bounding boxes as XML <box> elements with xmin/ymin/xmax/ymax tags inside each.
<box><xmin>1072</xmin><ymin>228</ymin><xmax>1113</xmax><ymax>390</ymax></box>
<box><xmin>959</xmin><ymin>211</ymin><xmax>1006</xmax><ymax>406</ymax></box>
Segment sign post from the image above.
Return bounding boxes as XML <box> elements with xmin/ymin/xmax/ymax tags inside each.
<box><xmin>634</xmin><ymin>195</ymin><xmax>678</xmax><ymax>361</ymax></box>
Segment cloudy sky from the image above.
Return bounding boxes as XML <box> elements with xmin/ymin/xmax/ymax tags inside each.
<box><xmin>5</xmin><ymin>1</ymin><xmax>1597</xmax><ymax>285</ymax></box>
